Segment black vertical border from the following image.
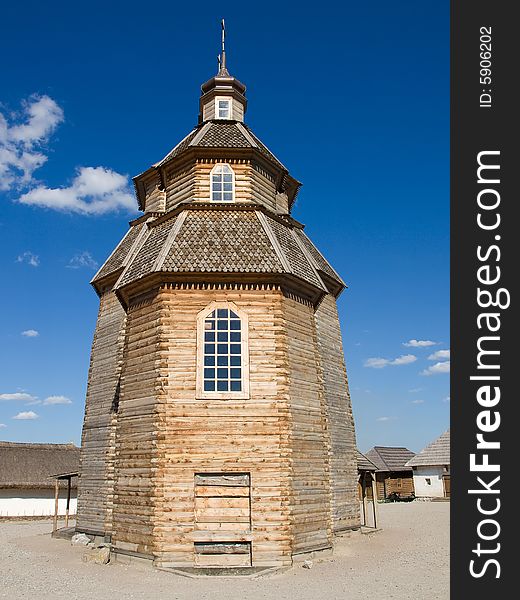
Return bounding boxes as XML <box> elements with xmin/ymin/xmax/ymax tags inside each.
<box><xmin>451</xmin><ymin>1</ymin><xmax>516</xmax><ymax>596</ymax></box>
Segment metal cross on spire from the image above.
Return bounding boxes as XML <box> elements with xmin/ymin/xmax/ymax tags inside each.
<box><xmin>217</xmin><ymin>19</ymin><xmax>229</xmax><ymax>75</ymax></box>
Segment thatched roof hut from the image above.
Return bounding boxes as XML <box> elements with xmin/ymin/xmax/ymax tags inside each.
<box><xmin>0</xmin><ymin>442</ymin><xmax>80</xmax><ymax>489</ymax></box>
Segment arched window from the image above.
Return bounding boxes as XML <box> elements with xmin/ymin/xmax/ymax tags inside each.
<box><xmin>211</xmin><ymin>164</ymin><xmax>234</xmax><ymax>202</ymax></box>
<box><xmin>197</xmin><ymin>303</ymin><xmax>249</xmax><ymax>399</ymax></box>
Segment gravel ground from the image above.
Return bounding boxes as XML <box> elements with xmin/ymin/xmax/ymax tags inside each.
<box><xmin>0</xmin><ymin>502</ymin><xmax>449</xmax><ymax>600</ymax></box>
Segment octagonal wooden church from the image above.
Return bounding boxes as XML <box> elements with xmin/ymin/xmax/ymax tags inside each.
<box><xmin>76</xmin><ymin>33</ymin><xmax>360</xmax><ymax>570</ymax></box>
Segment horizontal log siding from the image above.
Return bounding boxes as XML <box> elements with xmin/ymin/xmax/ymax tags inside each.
<box><xmin>151</xmin><ymin>287</ymin><xmax>292</xmax><ymax>568</ymax></box>
<box><xmin>314</xmin><ymin>295</ymin><xmax>360</xmax><ymax>531</ymax></box>
<box><xmin>283</xmin><ymin>296</ymin><xmax>333</xmax><ymax>554</ymax></box>
<box><xmin>144</xmin><ymin>174</ymin><xmax>166</xmax><ymax>212</ymax></box>
<box><xmin>376</xmin><ymin>473</ymin><xmax>415</xmax><ymax>498</ymax></box>
<box><xmin>111</xmin><ymin>293</ymin><xmax>163</xmax><ymax>555</ymax></box>
<box><xmin>192</xmin><ymin>160</ymin><xmax>253</xmax><ymax>204</ymax></box>
<box><xmin>165</xmin><ymin>164</ymin><xmax>195</xmax><ymax>212</ymax></box>
<box><xmin>77</xmin><ymin>291</ymin><xmax>126</xmax><ymax>535</ymax></box>
<box><xmin>251</xmin><ymin>165</ymin><xmax>277</xmax><ymax>212</ymax></box>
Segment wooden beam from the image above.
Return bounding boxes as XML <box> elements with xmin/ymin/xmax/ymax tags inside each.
<box><xmin>371</xmin><ymin>473</ymin><xmax>378</xmax><ymax>529</ymax></box>
<box><xmin>53</xmin><ymin>479</ymin><xmax>59</xmax><ymax>533</ymax></box>
<box><xmin>65</xmin><ymin>476</ymin><xmax>71</xmax><ymax>528</ymax></box>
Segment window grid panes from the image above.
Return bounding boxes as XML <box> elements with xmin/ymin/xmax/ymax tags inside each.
<box><xmin>211</xmin><ymin>164</ymin><xmax>234</xmax><ymax>202</ymax></box>
<box><xmin>203</xmin><ymin>309</ymin><xmax>242</xmax><ymax>393</ymax></box>
<box><xmin>218</xmin><ymin>99</ymin><xmax>230</xmax><ymax>119</ymax></box>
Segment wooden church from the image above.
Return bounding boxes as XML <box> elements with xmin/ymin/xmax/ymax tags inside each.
<box><xmin>76</xmin><ymin>28</ymin><xmax>360</xmax><ymax>570</ymax></box>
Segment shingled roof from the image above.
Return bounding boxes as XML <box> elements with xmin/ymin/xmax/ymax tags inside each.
<box><xmin>93</xmin><ymin>205</ymin><xmax>344</xmax><ymax>304</ymax></box>
<box><xmin>405</xmin><ymin>430</ymin><xmax>450</xmax><ymax>467</ymax></box>
<box><xmin>0</xmin><ymin>441</ymin><xmax>80</xmax><ymax>489</ymax></box>
<box><xmin>356</xmin><ymin>449</ymin><xmax>378</xmax><ymax>471</ymax></box>
<box><xmin>365</xmin><ymin>446</ymin><xmax>415</xmax><ymax>472</ymax></box>
<box><xmin>154</xmin><ymin>121</ymin><xmax>286</xmax><ymax>170</ymax></box>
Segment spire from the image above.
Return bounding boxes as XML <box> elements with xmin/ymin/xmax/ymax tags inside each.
<box><xmin>199</xmin><ymin>19</ymin><xmax>247</xmax><ymax>123</ymax></box>
<box><xmin>219</xmin><ymin>19</ymin><xmax>229</xmax><ymax>76</ymax></box>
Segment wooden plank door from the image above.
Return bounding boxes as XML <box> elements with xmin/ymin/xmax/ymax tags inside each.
<box><xmin>194</xmin><ymin>473</ymin><xmax>252</xmax><ymax>567</ymax></box>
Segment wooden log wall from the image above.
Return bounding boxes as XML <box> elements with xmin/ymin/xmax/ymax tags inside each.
<box><xmin>314</xmin><ymin>295</ymin><xmax>360</xmax><ymax>531</ymax></box>
<box><xmin>283</xmin><ymin>296</ymin><xmax>333</xmax><ymax>554</ymax></box>
<box><xmin>191</xmin><ymin>160</ymin><xmax>253</xmax><ymax>204</ymax></box>
<box><xmin>158</xmin><ymin>160</ymin><xmax>285</xmax><ymax>215</ymax></box>
<box><xmin>112</xmin><ymin>286</ymin><xmax>294</xmax><ymax>567</ymax></box>
<box><xmin>110</xmin><ymin>291</ymin><xmax>163</xmax><ymax>556</ymax></box>
<box><xmin>144</xmin><ymin>174</ymin><xmax>166</xmax><ymax>213</ymax></box>
<box><xmin>376</xmin><ymin>473</ymin><xmax>415</xmax><ymax>499</ymax></box>
<box><xmin>77</xmin><ymin>290</ymin><xmax>126</xmax><ymax>535</ymax></box>
<box><xmin>164</xmin><ymin>164</ymin><xmax>195</xmax><ymax>212</ymax></box>
<box><xmin>251</xmin><ymin>165</ymin><xmax>278</xmax><ymax>213</ymax></box>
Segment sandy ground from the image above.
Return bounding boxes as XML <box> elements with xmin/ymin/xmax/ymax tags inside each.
<box><xmin>0</xmin><ymin>502</ymin><xmax>449</xmax><ymax>600</ymax></box>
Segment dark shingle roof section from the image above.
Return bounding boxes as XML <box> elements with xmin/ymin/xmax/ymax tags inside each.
<box><xmin>93</xmin><ymin>223</ymin><xmax>143</xmax><ymax>282</ymax></box>
<box><xmin>294</xmin><ymin>230</ymin><xmax>345</xmax><ymax>287</ymax></box>
<box><xmin>197</xmin><ymin>122</ymin><xmax>251</xmax><ymax>148</ymax></box>
<box><xmin>365</xmin><ymin>447</ymin><xmax>416</xmax><ymax>472</ymax></box>
<box><xmin>264</xmin><ymin>215</ymin><xmax>325</xmax><ymax>291</ymax></box>
<box><xmin>357</xmin><ymin>449</ymin><xmax>378</xmax><ymax>471</ymax></box>
<box><xmin>0</xmin><ymin>442</ymin><xmax>80</xmax><ymax>489</ymax></box>
<box><xmin>153</xmin><ymin>122</ymin><xmax>286</xmax><ymax>171</ymax></box>
<box><xmin>117</xmin><ymin>217</ymin><xmax>177</xmax><ymax>287</ymax></box>
<box><xmin>161</xmin><ymin>210</ymin><xmax>284</xmax><ymax>273</ymax></box>
<box><xmin>406</xmin><ymin>430</ymin><xmax>450</xmax><ymax>467</ymax></box>
<box><xmin>114</xmin><ymin>208</ymin><xmax>334</xmax><ymax>301</ymax></box>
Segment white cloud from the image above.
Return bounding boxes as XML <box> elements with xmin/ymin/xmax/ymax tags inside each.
<box><xmin>12</xmin><ymin>411</ymin><xmax>39</xmax><ymax>420</ymax></box>
<box><xmin>376</xmin><ymin>416</ymin><xmax>396</xmax><ymax>422</ymax></box>
<box><xmin>428</xmin><ymin>349</ymin><xmax>450</xmax><ymax>361</ymax></box>
<box><xmin>0</xmin><ymin>423</ymin><xmax>6</xmax><ymax>429</ymax></box>
<box><xmin>21</xmin><ymin>329</ymin><xmax>39</xmax><ymax>337</ymax></box>
<box><xmin>0</xmin><ymin>392</ymin><xmax>38</xmax><ymax>402</ymax></box>
<box><xmin>2</xmin><ymin>95</ymin><xmax>136</xmax><ymax>217</ymax></box>
<box><xmin>67</xmin><ymin>251</ymin><xmax>98</xmax><ymax>270</ymax></box>
<box><xmin>409</xmin><ymin>388</ymin><xmax>423</xmax><ymax>393</ymax></box>
<box><xmin>403</xmin><ymin>339</ymin><xmax>438</xmax><ymax>347</ymax></box>
<box><xmin>16</xmin><ymin>251</ymin><xmax>40</xmax><ymax>267</ymax></box>
<box><xmin>411</xmin><ymin>399</ymin><xmax>425</xmax><ymax>404</ymax></box>
<box><xmin>0</xmin><ymin>95</ymin><xmax>64</xmax><ymax>191</ymax></box>
<box><xmin>19</xmin><ymin>166</ymin><xmax>137</xmax><ymax>215</ymax></box>
<box><xmin>364</xmin><ymin>354</ymin><xmax>417</xmax><ymax>369</ymax></box>
<box><xmin>43</xmin><ymin>395</ymin><xmax>72</xmax><ymax>405</ymax></box>
<box><xmin>443</xmin><ymin>395</ymin><xmax>451</xmax><ymax>403</ymax></box>
<box><xmin>421</xmin><ymin>361</ymin><xmax>451</xmax><ymax>376</ymax></box>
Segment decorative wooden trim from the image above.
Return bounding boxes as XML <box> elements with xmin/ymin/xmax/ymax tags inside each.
<box><xmin>195</xmin><ymin>301</ymin><xmax>250</xmax><ymax>401</ymax></box>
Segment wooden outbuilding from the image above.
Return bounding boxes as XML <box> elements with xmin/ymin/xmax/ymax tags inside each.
<box><xmin>76</xmin><ymin>28</ymin><xmax>360</xmax><ymax>570</ymax></box>
<box><xmin>0</xmin><ymin>441</ymin><xmax>79</xmax><ymax>518</ymax></box>
<box><xmin>405</xmin><ymin>430</ymin><xmax>450</xmax><ymax>498</ymax></box>
<box><xmin>365</xmin><ymin>446</ymin><xmax>416</xmax><ymax>499</ymax></box>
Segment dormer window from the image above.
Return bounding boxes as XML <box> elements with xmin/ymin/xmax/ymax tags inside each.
<box><xmin>211</xmin><ymin>164</ymin><xmax>234</xmax><ymax>202</ymax></box>
<box><xmin>215</xmin><ymin>97</ymin><xmax>232</xmax><ymax>119</ymax></box>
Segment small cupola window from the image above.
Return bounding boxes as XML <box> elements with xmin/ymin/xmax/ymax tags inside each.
<box><xmin>211</xmin><ymin>164</ymin><xmax>234</xmax><ymax>202</ymax></box>
<box><xmin>215</xmin><ymin>97</ymin><xmax>232</xmax><ymax>119</ymax></box>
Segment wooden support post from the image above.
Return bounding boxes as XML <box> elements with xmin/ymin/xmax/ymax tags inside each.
<box><xmin>361</xmin><ymin>475</ymin><xmax>367</xmax><ymax>527</ymax></box>
<box><xmin>53</xmin><ymin>478</ymin><xmax>59</xmax><ymax>533</ymax></box>
<box><xmin>371</xmin><ymin>473</ymin><xmax>378</xmax><ymax>529</ymax></box>
<box><xmin>65</xmin><ymin>477</ymin><xmax>71</xmax><ymax>528</ymax></box>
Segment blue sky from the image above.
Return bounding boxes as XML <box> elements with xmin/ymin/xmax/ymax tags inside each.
<box><xmin>0</xmin><ymin>1</ymin><xmax>449</xmax><ymax>453</ymax></box>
